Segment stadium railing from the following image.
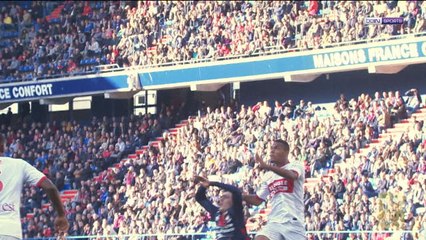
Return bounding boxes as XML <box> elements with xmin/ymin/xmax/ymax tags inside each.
<box><xmin>100</xmin><ymin>31</ymin><xmax>426</xmax><ymax>70</ymax></box>
<box><xmin>3</xmin><ymin>32</ymin><xmax>426</xmax><ymax>84</ymax></box>
<box><xmin>25</xmin><ymin>230</ymin><xmax>425</xmax><ymax>240</ymax></box>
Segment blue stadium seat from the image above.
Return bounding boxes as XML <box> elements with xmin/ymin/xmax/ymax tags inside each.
<box><xmin>20</xmin><ymin>1</ymin><xmax>31</xmax><ymax>10</ymax></box>
<box><xmin>2</xmin><ymin>31</ymin><xmax>19</xmax><ymax>39</ymax></box>
<box><xmin>5</xmin><ymin>75</ymin><xmax>15</xmax><ymax>82</ymax></box>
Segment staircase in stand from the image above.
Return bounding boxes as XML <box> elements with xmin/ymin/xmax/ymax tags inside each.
<box><xmin>25</xmin><ymin>190</ymin><xmax>79</xmax><ymax>219</ymax></box>
<box><xmin>25</xmin><ymin>106</ymin><xmax>426</xmax><ymax>227</ymax></box>
<box><xmin>45</xmin><ymin>4</ymin><xmax>65</xmax><ymax>23</ymax></box>
<box><xmin>25</xmin><ymin>118</ymin><xmax>191</xmax><ymax>220</ymax></box>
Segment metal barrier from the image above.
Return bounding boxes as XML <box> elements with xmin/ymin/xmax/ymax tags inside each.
<box><xmin>98</xmin><ymin>32</ymin><xmax>426</xmax><ymax>71</ymax></box>
<box><xmin>25</xmin><ymin>230</ymin><xmax>425</xmax><ymax>240</ymax></box>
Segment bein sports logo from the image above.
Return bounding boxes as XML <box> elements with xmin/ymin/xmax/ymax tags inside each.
<box><xmin>365</xmin><ymin>17</ymin><xmax>403</xmax><ymax>25</ymax></box>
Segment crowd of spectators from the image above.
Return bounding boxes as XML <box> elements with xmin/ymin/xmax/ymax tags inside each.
<box><xmin>108</xmin><ymin>0</ymin><xmax>426</xmax><ymax>67</ymax></box>
<box><xmin>7</xmin><ymin>89</ymin><xmax>423</xmax><ymax>239</ymax></box>
<box><xmin>0</xmin><ymin>1</ymin><xmax>126</xmax><ymax>82</ymax></box>
<box><xmin>245</xmin><ymin>91</ymin><xmax>425</xmax><ymax>240</ymax></box>
<box><xmin>310</xmin><ymin>118</ymin><xmax>426</xmax><ymax>240</ymax></box>
<box><xmin>1</xmin><ymin>104</ymin><xmax>183</xmax><ymax>238</ymax></box>
<box><xmin>1</xmin><ymin>1</ymin><xmax>425</xmax><ymax>238</ymax></box>
<box><xmin>2</xmin><ymin>1</ymin><xmax>426</xmax><ymax>82</ymax></box>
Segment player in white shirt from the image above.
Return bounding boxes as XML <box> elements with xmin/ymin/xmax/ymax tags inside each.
<box><xmin>0</xmin><ymin>135</ymin><xmax>69</xmax><ymax>240</ymax></box>
<box><xmin>243</xmin><ymin>140</ymin><xmax>306</xmax><ymax>240</ymax></box>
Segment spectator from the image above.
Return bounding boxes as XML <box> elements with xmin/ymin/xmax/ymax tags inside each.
<box><xmin>2</xmin><ymin>1</ymin><xmax>426</xmax><ymax>82</ymax></box>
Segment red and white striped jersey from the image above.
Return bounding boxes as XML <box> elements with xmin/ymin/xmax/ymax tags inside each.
<box><xmin>256</xmin><ymin>161</ymin><xmax>305</xmax><ymax>224</ymax></box>
<box><xmin>0</xmin><ymin>157</ymin><xmax>46</xmax><ymax>239</ymax></box>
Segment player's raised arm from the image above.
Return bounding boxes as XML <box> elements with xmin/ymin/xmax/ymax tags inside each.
<box><xmin>194</xmin><ymin>176</ymin><xmax>250</xmax><ymax>240</ymax></box>
<box><xmin>209</xmin><ymin>181</ymin><xmax>244</xmax><ymax>210</ymax></box>
<box><xmin>194</xmin><ymin>176</ymin><xmax>219</xmax><ymax>216</ymax></box>
<box><xmin>242</xmin><ymin>194</ymin><xmax>264</xmax><ymax>206</ymax></box>
<box><xmin>255</xmin><ymin>153</ymin><xmax>299</xmax><ymax>180</ymax></box>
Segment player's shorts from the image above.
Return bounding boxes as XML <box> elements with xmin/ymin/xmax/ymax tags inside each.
<box><xmin>0</xmin><ymin>235</ymin><xmax>20</xmax><ymax>240</ymax></box>
<box><xmin>256</xmin><ymin>220</ymin><xmax>306</xmax><ymax>240</ymax></box>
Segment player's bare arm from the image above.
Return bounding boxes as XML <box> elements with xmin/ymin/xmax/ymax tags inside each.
<box><xmin>39</xmin><ymin>178</ymin><xmax>69</xmax><ymax>234</ymax></box>
<box><xmin>242</xmin><ymin>194</ymin><xmax>264</xmax><ymax>206</ymax></box>
<box><xmin>255</xmin><ymin>153</ymin><xmax>298</xmax><ymax>180</ymax></box>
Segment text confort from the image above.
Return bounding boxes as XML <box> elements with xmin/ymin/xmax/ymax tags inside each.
<box><xmin>0</xmin><ymin>84</ymin><xmax>53</xmax><ymax>100</ymax></box>
<box><xmin>312</xmin><ymin>42</ymin><xmax>426</xmax><ymax>69</ymax></box>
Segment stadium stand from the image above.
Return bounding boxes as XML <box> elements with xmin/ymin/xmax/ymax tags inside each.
<box><xmin>1</xmin><ymin>1</ymin><xmax>426</xmax><ymax>239</ymax></box>
<box><xmin>246</xmin><ymin>97</ymin><xmax>426</xmax><ymax>240</ymax></box>
<box><xmin>2</xmin><ymin>1</ymin><xmax>426</xmax><ymax>82</ymax></box>
<box><xmin>7</xmin><ymin>89</ymin><xmax>424</xmax><ymax>239</ymax></box>
<box><xmin>0</xmin><ymin>1</ymin><xmax>124</xmax><ymax>83</ymax></box>
<box><xmin>2</xmin><ymin>106</ymin><xmax>183</xmax><ymax>238</ymax></box>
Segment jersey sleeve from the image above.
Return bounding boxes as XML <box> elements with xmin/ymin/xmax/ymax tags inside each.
<box><xmin>287</xmin><ymin>163</ymin><xmax>304</xmax><ymax>180</ymax></box>
<box><xmin>256</xmin><ymin>182</ymin><xmax>269</xmax><ymax>201</ymax></box>
<box><xmin>22</xmin><ymin>160</ymin><xmax>47</xmax><ymax>187</ymax></box>
<box><xmin>255</xmin><ymin>174</ymin><xmax>270</xmax><ymax>201</ymax></box>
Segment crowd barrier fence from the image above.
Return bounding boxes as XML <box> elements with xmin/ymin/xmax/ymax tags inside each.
<box><xmin>25</xmin><ymin>230</ymin><xmax>425</xmax><ymax>240</ymax></box>
<box><xmin>3</xmin><ymin>32</ymin><xmax>426</xmax><ymax>84</ymax></box>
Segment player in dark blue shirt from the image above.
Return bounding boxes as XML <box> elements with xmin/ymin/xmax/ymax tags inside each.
<box><xmin>194</xmin><ymin>176</ymin><xmax>250</xmax><ymax>240</ymax></box>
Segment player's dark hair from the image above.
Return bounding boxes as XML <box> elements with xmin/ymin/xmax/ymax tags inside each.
<box><xmin>274</xmin><ymin>139</ymin><xmax>289</xmax><ymax>152</ymax></box>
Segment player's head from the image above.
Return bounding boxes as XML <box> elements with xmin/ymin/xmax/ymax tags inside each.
<box><xmin>270</xmin><ymin>139</ymin><xmax>290</xmax><ymax>165</ymax></box>
<box><xmin>219</xmin><ymin>190</ymin><xmax>233</xmax><ymax>212</ymax></box>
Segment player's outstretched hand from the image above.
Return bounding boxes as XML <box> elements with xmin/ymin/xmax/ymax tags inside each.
<box><xmin>54</xmin><ymin>216</ymin><xmax>69</xmax><ymax>237</ymax></box>
<box><xmin>194</xmin><ymin>175</ymin><xmax>210</xmax><ymax>188</ymax></box>
<box><xmin>255</xmin><ymin>153</ymin><xmax>268</xmax><ymax>170</ymax></box>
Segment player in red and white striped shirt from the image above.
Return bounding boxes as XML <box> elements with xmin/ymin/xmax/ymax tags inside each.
<box><xmin>243</xmin><ymin>140</ymin><xmax>306</xmax><ymax>240</ymax></box>
<box><xmin>0</xmin><ymin>135</ymin><xmax>69</xmax><ymax>239</ymax></box>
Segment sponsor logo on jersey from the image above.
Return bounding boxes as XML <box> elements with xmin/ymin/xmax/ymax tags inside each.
<box><xmin>268</xmin><ymin>178</ymin><xmax>294</xmax><ymax>197</ymax></box>
<box><xmin>0</xmin><ymin>203</ymin><xmax>16</xmax><ymax>213</ymax></box>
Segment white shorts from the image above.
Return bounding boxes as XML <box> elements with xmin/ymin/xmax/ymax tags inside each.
<box><xmin>256</xmin><ymin>221</ymin><xmax>306</xmax><ymax>240</ymax></box>
<box><xmin>0</xmin><ymin>236</ymin><xmax>20</xmax><ymax>240</ymax></box>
